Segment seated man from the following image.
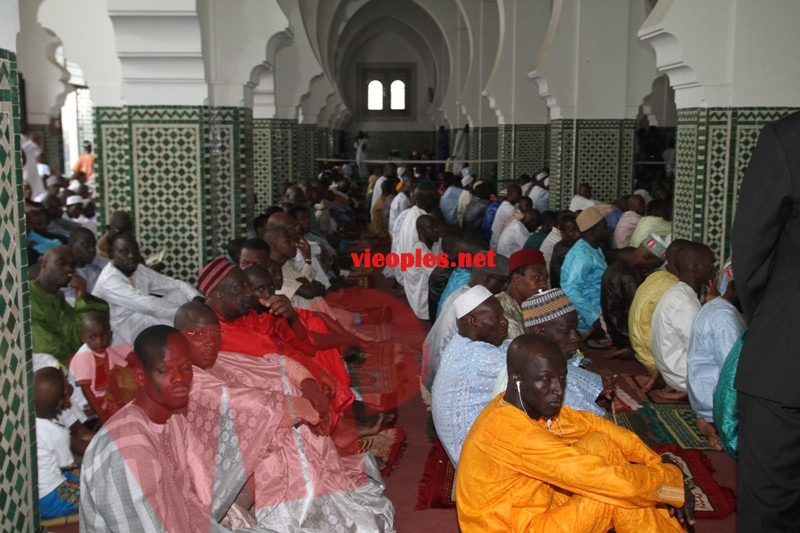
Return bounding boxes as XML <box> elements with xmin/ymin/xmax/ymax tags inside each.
<box><xmin>494</xmin><ymin>289</ymin><xmax>614</xmax><ymax>417</ymax></box>
<box><xmin>265</xmin><ymin>226</ymin><xmax>326</xmax><ymax>308</ymax></box>
<box><xmin>96</xmin><ymin>211</ymin><xmax>133</xmax><ymax>259</ymax></box>
<box><xmin>80</xmin><ymin>325</ymin><xmax>214</xmax><ymax>530</ymax></box>
<box><xmin>629</xmin><ymin>199</ymin><xmax>672</xmax><ymax>248</ymax></box>
<box><xmin>628</xmin><ymin>239</ymin><xmax>689</xmax><ymax>391</ymax></box>
<box><xmin>432</xmin><ymin>286</ymin><xmax>511</xmax><ymax>466</ymax></box>
<box><xmin>198</xmin><ymin>258</ymin><xmax>355</xmax><ymax>420</ymax></box>
<box><xmin>174</xmin><ymin>303</ymin><xmax>396</xmax><ymax>530</ymax></box>
<box><xmin>238</xmin><ymin>238</ymin><xmax>270</xmax><ymax>270</ymax></box>
<box><xmin>268</xmin><ymin>211</ymin><xmax>331</xmax><ymax>291</ymax></box>
<box><xmin>651</xmin><ymin>242</ymin><xmax>717</xmax><ymax>400</ymax></box>
<box><xmin>548</xmin><ymin>214</ymin><xmax>580</xmax><ymax>288</ymax></box>
<box><xmin>31</xmin><ymin>245</ymin><xmax>109</xmax><ymax>364</ymax></box>
<box><xmin>80</xmin><ymin>325</ymin><xmax>308</xmax><ymax>531</ymax></box>
<box><xmin>687</xmin><ymin>264</ymin><xmax>743</xmax><ymax>450</ymax></box>
<box><xmin>496</xmin><ymin>249</ymin><xmax>549</xmax><ymax>339</ymax></box>
<box><xmin>423</xmin><ymin>255</ymin><xmax>509</xmax><ymax>392</ymax></box>
<box><xmin>67</xmin><ymin>227</ymin><xmax>109</xmax><ymax>295</ymax></box>
<box><xmin>457</xmin><ymin>334</ymin><xmax>693</xmax><ymax>533</ymax></box>
<box><xmin>560</xmin><ymin>207</ymin><xmax>610</xmax><ymax>337</ymax></box>
<box><xmin>497</xmin><ymin>209</ymin><xmax>540</xmax><ymax>258</ymax></box>
<box><xmin>41</xmin><ymin>194</ymin><xmax>81</xmax><ymax>239</ymax></box>
<box><xmin>600</xmin><ymin>235</ymin><xmax>666</xmax><ymax>351</ymax></box>
<box><xmin>403</xmin><ymin>214</ymin><xmax>441</xmax><ymax>321</ymax></box>
<box><xmin>93</xmin><ymin>233</ymin><xmax>202</xmax><ymax>344</ymax></box>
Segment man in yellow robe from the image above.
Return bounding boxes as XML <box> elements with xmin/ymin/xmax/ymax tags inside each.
<box><xmin>628</xmin><ymin>239</ymin><xmax>689</xmax><ymax>391</ymax></box>
<box><xmin>456</xmin><ymin>334</ymin><xmax>694</xmax><ymax>533</ymax></box>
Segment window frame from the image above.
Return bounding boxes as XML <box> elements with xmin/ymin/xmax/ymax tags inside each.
<box><xmin>358</xmin><ymin>63</ymin><xmax>415</xmax><ymax>120</ymax></box>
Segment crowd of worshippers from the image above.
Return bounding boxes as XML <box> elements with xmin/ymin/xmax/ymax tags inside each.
<box><xmin>27</xmin><ymin>156</ymin><xmax>738</xmax><ymax>532</ymax></box>
<box><xmin>27</xmin><ymin>172</ymin><xmax>401</xmax><ymax>528</ymax></box>
<box><xmin>367</xmin><ymin>162</ymin><xmax>735</xmax><ymax>531</ymax></box>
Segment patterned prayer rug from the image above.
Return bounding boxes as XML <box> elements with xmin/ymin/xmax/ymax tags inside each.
<box><xmin>415</xmin><ymin>438</ymin><xmax>457</xmax><ymax>510</ymax></box>
<box><xmin>610</xmin><ymin>410</ymin><xmax>662</xmax><ymax>449</ymax></box>
<box><xmin>359</xmin><ymin>427</ymin><xmax>406</xmax><ymax>477</ymax></box>
<box><xmin>351</xmin><ymin>343</ymin><xmax>401</xmax><ymax>410</ymax></box>
<box><xmin>655</xmin><ymin>444</ymin><xmax>737</xmax><ymax>520</ymax></box>
<box><xmin>641</xmin><ymin>403</ymin><xmax>715</xmax><ymax>450</ymax></box>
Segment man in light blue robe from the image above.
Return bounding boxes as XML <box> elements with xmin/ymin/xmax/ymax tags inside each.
<box><xmin>560</xmin><ymin>207</ymin><xmax>610</xmax><ymax>334</ymax></box>
<box><xmin>687</xmin><ymin>265</ymin><xmax>743</xmax><ymax>450</ymax></box>
<box><xmin>432</xmin><ymin>287</ymin><xmax>511</xmax><ymax>466</ymax></box>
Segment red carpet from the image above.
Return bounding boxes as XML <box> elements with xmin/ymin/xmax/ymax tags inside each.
<box><xmin>415</xmin><ymin>438</ymin><xmax>456</xmax><ymax>510</ymax></box>
<box><xmin>656</xmin><ymin>445</ymin><xmax>737</xmax><ymax>520</ymax></box>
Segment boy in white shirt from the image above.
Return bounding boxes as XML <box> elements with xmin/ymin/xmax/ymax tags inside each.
<box><xmin>35</xmin><ymin>366</ymin><xmax>80</xmax><ymax>519</ymax></box>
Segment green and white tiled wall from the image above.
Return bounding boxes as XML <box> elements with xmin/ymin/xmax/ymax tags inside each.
<box><xmin>548</xmin><ymin>119</ymin><xmax>636</xmax><ymax>209</ymax></box>
<box><xmin>674</xmin><ymin>107</ymin><xmax>798</xmax><ymax>262</ymax></box>
<box><xmin>0</xmin><ymin>47</ymin><xmax>39</xmax><ymax>533</ymax></box>
<box><xmin>95</xmin><ymin>106</ymin><xmax>252</xmax><ymax>282</ymax></box>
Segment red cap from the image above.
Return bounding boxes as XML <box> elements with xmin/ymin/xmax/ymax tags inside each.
<box><xmin>509</xmin><ymin>248</ymin><xmax>545</xmax><ymax>274</ymax></box>
<box><xmin>197</xmin><ymin>257</ymin><xmax>236</xmax><ymax>296</ymax></box>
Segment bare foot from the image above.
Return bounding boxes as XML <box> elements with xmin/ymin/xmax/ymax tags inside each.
<box><xmin>640</xmin><ymin>371</ymin><xmax>660</xmax><ymax>393</ymax></box>
<box><xmin>651</xmin><ymin>387</ymin><xmax>688</xmax><ymax>402</ymax></box>
<box><xmin>696</xmin><ymin>418</ymin><xmax>723</xmax><ymax>451</ymax></box>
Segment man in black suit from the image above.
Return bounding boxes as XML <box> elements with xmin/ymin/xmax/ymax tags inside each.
<box><xmin>732</xmin><ymin>110</ymin><xmax>800</xmax><ymax>532</ymax></box>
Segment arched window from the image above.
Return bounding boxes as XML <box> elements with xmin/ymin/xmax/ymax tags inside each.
<box><xmin>390</xmin><ymin>80</ymin><xmax>406</xmax><ymax>110</ymax></box>
<box><xmin>367</xmin><ymin>80</ymin><xmax>384</xmax><ymax>110</ymax></box>
<box><xmin>359</xmin><ymin>65</ymin><xmax>413</xmax><ymax>118</ymax></box>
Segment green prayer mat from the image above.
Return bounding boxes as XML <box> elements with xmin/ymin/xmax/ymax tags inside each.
<box><xmin>639</xmin><ymin>402</ymin><xmax>715</xmax><ymax>450</ymax></box>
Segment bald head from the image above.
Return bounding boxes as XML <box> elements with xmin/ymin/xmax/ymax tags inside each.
<box><xmin>505</xmin><ymin>334</ymin><xmax>566</xmax><ymax>419</ymax></box>
<box><xmin>674</xmin><ymin>242</ymin><xmax>715</xmax><ymax>289</ymax></box>
<box><xmin>175</xmin><ymin>301</ymin><xmax>218</xmax><ymax>332</ymax></box>
<box><xmin>506</xmin><ymin>333</ymin><xmax>563</xmax><ymax>377</ymax></box>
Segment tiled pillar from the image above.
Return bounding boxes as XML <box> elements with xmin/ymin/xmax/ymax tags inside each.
<box><xmin>252</xmin><ymin>118</ymin><xmax>297</xmax><ymax>215</ymax></box>
<box><xmin>468</xmin><ymin>127</ymin><xmax>498</xmax><ymax>181</ymax></box>
<box><xmin>497</xmin><ymin>124</ymin><xmax>550</xmax><ymax>182</ymax></box>
<box><xmin>0</xmin><ymin>48</ymin><xmax>39</xmax><ymax>532</ymax></box>
<box><xmin>95</xmin><ymin>105</ymin><xmax>252</xmax><ymax>282</ymax></box>
<box><xmin>205</xmin><ymin>107</ymin><xmax>252</xmax><ymax>258</ymax></box>
<box><xmin>296</xmin><ymin>123</ymin><xmax>316</xmax><ymax>181</ymax></box>
<box><xmin>674</xmin><ymin>107</ymin><xmax>798</xmax><ymax>261</ymax></box>
<box><xmin>548</xmin><ymin>119</ymin><xmax>635</xmax><ymax>209</ymax></box>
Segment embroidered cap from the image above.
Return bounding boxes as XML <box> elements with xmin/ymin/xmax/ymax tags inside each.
<box><xmin>522</xmin><ymin>288</ymin><xmax>576</xmax><ymax>328</ymax></box>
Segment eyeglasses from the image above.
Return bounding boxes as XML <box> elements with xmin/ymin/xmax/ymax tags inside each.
<box><xmin>183</xmin><ymin>329</ymin><xmax>222</xmax><ymax>340</ymax></box>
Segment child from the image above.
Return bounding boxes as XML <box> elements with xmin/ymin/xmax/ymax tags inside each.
<box><xmin>35</xmin><ymin>366</ymin><xmax>80</xmax><ymax>519</ymax></box>
<box><xmin>70</xmin><ymin>311</ymin><xmax>134</xmax><ymax>420</ymax></box>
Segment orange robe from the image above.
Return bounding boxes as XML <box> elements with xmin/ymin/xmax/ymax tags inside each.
<box><xmin>457</xmin><ymin>397</ymin><xmax>686</xmax><ymax>533</ymax></box>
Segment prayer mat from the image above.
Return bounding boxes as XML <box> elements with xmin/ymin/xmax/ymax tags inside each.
<box><xmin>610</xmin><ymin>410</ymin><xmax>662</xmax><ymax>449</ymax></box>
<box><xmin>415</xmin><ymin>438</ymin><xmax>457</xmax><ymax>510</ymax></box>
<box><xmin>359</xmin><ymin>427</ymin><xmax>406</xmax><ymax>477</ymax></box>
<box><xmin>640</xmin><ymin>403</ymin><xmax>715</xmax><ymax>450</ymax></box>
<box><xmin>345</xmin><ymin>266</ymin><xmax>376</xmax><ymax>288</ymax></box>
<box><xmin>655</xmin><ymin>444</ymin><xmax>737</xmax><ymax>520</ymax></box>
<box><xmin>351</xmin><ymin>343</ymin><xmax>400</xmax><ymax>410</ymax></box>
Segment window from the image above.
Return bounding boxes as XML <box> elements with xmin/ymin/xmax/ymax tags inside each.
<box><xmin>367</xmin><ymin>80</ymin><xmax>384</xmax><ymax>110</ymax></box>
<box><xmin>390</xmin><ymin>80</ymin><xmax>406</xmax><ymax>110</ymax></box>
<box><xmin>358</xmin><ymin>64</ymin><xmax>414</xmax><ymax>119</ymax></box>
